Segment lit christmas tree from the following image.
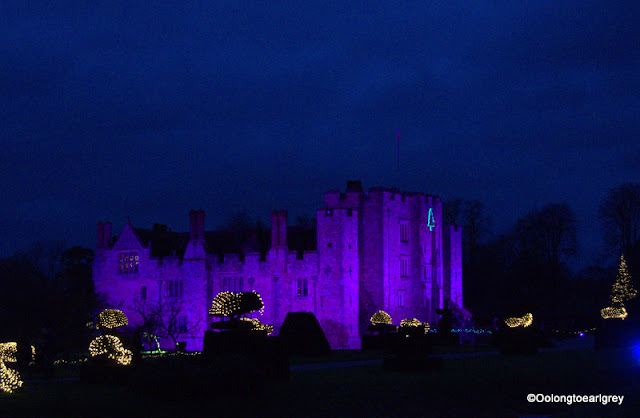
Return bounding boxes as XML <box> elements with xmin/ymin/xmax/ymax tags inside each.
<box><xmin>601</xmin><ymin>254</ymin><xmax>637</xmax><ymax>320</ymax></box>
<box><xmin>611</xmin><ymin>254</ymin><xmax>637</xmax><ymax>306</ymax></box>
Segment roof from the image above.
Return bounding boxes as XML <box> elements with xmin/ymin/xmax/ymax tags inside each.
<box><xmin>133</xmin><ymin>224</ymin><xmax>316</xmax><ymax>258</ymax></box>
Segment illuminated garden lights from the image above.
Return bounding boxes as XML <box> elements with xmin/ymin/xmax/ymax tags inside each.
<box><xmin>505</xmin><ymin>313</ymin><xmax>533</xmax><ymax>328</ymax></box>
<box><xmin>601</xmin><ymin>306</ymin><xmax>628</xmax><ymax>320</ymax></box>
<box><xmin>88</xmin><ymin>309</ymin><xmax>132</xmax><ymax>365</ymax></box>
<box><xmin>400</xmin><ymin>318</ymin><xmax>422</xmax><ymax>328</ymax></box>
<box><xmin>209</xmin><ymin>291</ymin><xmax>265</xmax><ymax>320</ymax></box>
<box><xmin>240</xmin><ymin>317</ymin><xmax>274</xmax><ymax>335</ymax></box>
<box><xmin>370</xmin><ymin>310</ymin><xmax>392</xmax><ymax>325</ymax></box>
<box><xmin>0</xmin><ymin>342</ymin><xmax>36</xmax><ymax>363</ymax></box>
<box><xmin>601</xmin><ymin>255</ymin><xmax>636</xmax><ymax>320</ymax></box>
<box><xmin>0</xmin><ymin>360</ymin><xmax>22</xmax><ymax>394</ymax></box>
<box><xmin>611</xmin><ymin>255</ymin><xmax>637</xmax><ymax>305</ymax></box>
<box><xmin>88</xmin><ymin>335</ymin><xmax>132</xmax><ymax>366</ymax></box>
<box><xmin>97</xmin><ymin>309</ymin><xmax>128</xmax><ymax>329</ymax></box>
<box><xmin>0</xmin><ymin>342</ymin><xmax>36</xmax><ymax>394</ymax></box>
<box><xmin>210</xmin><ymin>292</ymin><xmax>242</xmax><ymax>317</ymax></box>
<box><xmin>399</xmin><ymin>318</ymin><xmax>430</xmax><ymax>334</ymax></box>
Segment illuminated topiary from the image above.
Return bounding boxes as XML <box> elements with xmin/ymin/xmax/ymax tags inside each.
<box><xmin>601</xmin><ymin>306</ymin><xmax>628</xmax><ymax>320</ymax></box>
<box><xmin>600</xmin><ymin>255</ymin><xmax>636</xmax><ymax>320</ymax></box>
<box><xmin>0</xmin><ymin>360</ymin><xmax>22</xmax><ymax>394</ymax></box>
<box><xmin>240</xmin><ymin>318</ymin><xmax>274</xmax><ymax>335</ymax></box>
<box><xmin>370</xmin><ymin>310</ymin><xmax>392</xmax><ymax>325</ymax></box>
<box><xmin>0</xmin><ymin>342</ymin><xmax>35</xmax><ymax>364</ymax></box>
<box><xmin>209</xmin><ymin>292</ymin><xmax>241</xmax><ymax>317</ymax></box>
<box><xmin>89</xmin><ymin>335</ymin><xmax>132</xmax><ymax>365</ymax></box>
<box><xmin>611</xmin><ymin>255</ymin><xmax>637</xmax><ymax>305</ymax></box>
<box><xmin>400</xmin><ymin>318</ymin><xmax>422</xmax><ymax>328</ymax></box>
<box><xmin>97</xmin><ymin>309</ymin><xmax>128</xmax><ymax>329</ymax></box>
<box><xmin>505</xmin><ymin>313</ymin><xmax>533</xmax><ymax>328</ymax></box>
<box><xmin>0</xmin><ymin>343</ymin><xmax>16</xmax><ymax>362</ymax></box>
<box><xmin>399</xmin><ymin>318</ymin><xmax>430</xmax><ymax>336</ymax></box>
<box><xmin>209</xmin><ymin>291</ymin><xmax>264</xmax><ymax>320</ymax></box>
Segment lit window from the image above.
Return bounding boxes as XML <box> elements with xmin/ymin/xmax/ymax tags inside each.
<box><xmin>400</xmin><ymin>220</ymin><xmax>409</xmax><ymax>243</ymax></box>
<box><xmin>297</xmin><ymin>278</ymin><xmax>308</xmax><ymax>297</ymax></box>
<box><xmin>118</xmin><ymin>252</ymin><xmax>139</xmax><ymax>274</ymax></box>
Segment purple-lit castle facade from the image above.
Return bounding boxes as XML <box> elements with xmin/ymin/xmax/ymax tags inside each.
<box><xmin>93</xmin><ymin>182</ymin><xmax>463</xmax><ymax>350</ymax></box>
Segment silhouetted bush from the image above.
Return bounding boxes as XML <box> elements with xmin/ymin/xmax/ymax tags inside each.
<box><xmin>278</xmin><ymin>312</ymin><xmax>330</xmax><ymax>357</ymax></box>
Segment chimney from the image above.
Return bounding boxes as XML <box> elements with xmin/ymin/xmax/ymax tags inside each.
<box><xmin>346</xmin><ymin>180</ymin><xmax>362</xmax><ymax>192</ymax></box>
<box><xmin>97</xmin><ymin>222</ymin><xmax>104</xmax><ymax>249</ymax></box>
<box><xmin>189</xmin><ymin>210</ymin><xmax>205</xmax><ymax>241</ymax></box>
<box><xmin>270</xmin><ymin>210</ymin><xmax>288</xmax><ymax>248</ymax></box>
<box><xmin>103</xmin><ymin>222</ymin><xmax>112</xmax><ymax>248</ymax></box>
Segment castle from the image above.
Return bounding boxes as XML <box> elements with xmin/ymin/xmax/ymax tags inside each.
<box><xmin>93</xmin><ymin>181</ymin><xmax>463</xmax><ymax>350</ymax></box>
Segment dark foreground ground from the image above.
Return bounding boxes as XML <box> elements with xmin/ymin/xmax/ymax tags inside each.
<box><xmin>2</xmin><ymin>341</ymin><xmax>639</xmax><ymax>417</ymax></box>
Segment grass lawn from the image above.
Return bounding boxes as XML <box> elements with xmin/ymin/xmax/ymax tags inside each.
<box><xmin>2</xmin><ymin>346</ymin><xmax>639</xmax><ymax>416</ymax></box>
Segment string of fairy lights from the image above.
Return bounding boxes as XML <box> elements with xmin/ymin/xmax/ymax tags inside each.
<box><xmin>239</xmin><ymin>318</ymin><xmax>274</xmax><ymax>335</ymax></box>
<box><xmin>0</xmin><ymin>342</ymin><xmax>36</xmax><ymax>393</ymax></box>
<box><xmin>97</xmin><ymin>309</ymin><xmax>128</xmax><ymax>329</ymax></box>
<box><xmin>87</xmin><ymin>309</ymin><xmax>132</xmax><ymax>366</ymax></box>
<box><xmin>370</xmin><ymin>310</ymin><xmax>392</xmax><ymax>325</ymax></box>
<box><xmin>209</xmin><ymin>291</ymin><xmax>272</xmax><ymax>332</ymax></box>
<box><xmin>504</xmin><ymin>313</ymin><xmax>533</xmax><ymax>328</ymax></box>
<box><xmin>0</xmin><ymin>360</ymin><xmax>22</xmax><ymax>394</ymax></box>
<box><xmin>88</xmin><ymin>335</ymin><xmax>133</xmax><ymax>365</ymax></box>
<box><xmin>209</xmin><ymin>291</ymin><xmax>243</xmax><ymax>317</ymax></box>
<box><xmin>601</xmin><ymin>254</ymin><xmax>637</xmax><ymax>320</ymax></box>
<box><xmin>600</xmin><ymin>306</ymin><xmax>628</xmax><ymax>320</ymax></box>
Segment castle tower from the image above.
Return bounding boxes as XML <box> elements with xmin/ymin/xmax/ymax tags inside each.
<box><xmin>317</xmin><ymin>207</ymin><xmax>360</xmax><ymax>348</ymax></box>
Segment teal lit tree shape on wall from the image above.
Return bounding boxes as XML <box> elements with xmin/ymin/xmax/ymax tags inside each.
<box><xmin>427</xmin><ymin>208</ymin><xmax>436</xmax><ymax>231</ymax></box>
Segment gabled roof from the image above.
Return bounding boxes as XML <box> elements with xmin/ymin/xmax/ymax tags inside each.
<box><xmin>132</xmin><ymin>224</ymin><xmax>317</xmax><ymax>258</ymax></box>
<box><xmin>134</xmin><ymin>228</ymin><xmax>189</xmax><ymax>258</ymax></box>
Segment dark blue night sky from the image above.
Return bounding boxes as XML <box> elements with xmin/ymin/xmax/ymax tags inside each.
<box><xmin>2</xmin><ymin>2</ymin><xmax>639</xmax><ymax>269</ymax></box>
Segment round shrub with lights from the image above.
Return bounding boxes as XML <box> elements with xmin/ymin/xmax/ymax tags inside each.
<box><xmin>97</xmin><ymin>309</ymin><xmax>128</xmax><ymax>329</ymax></box>
<box><xmin>209</xmin><ymin>291</ymin><xmax>265</xmax><ymax>321</ymax></box>
<box><xmin>370</xmin><ymin>311</ymin><xmax>392</xmax><ymax>325</ymax></box>
<box><xmin>89</xmin><ymin>335</ymin><xmax>133</xmax><ymax>366</ymax></box>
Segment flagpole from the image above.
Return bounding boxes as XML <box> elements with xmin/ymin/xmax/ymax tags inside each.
<box><xmin>397</xmin><ymin>129</ymin><xmax>400</xmax><ymax>172</ymax></box>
